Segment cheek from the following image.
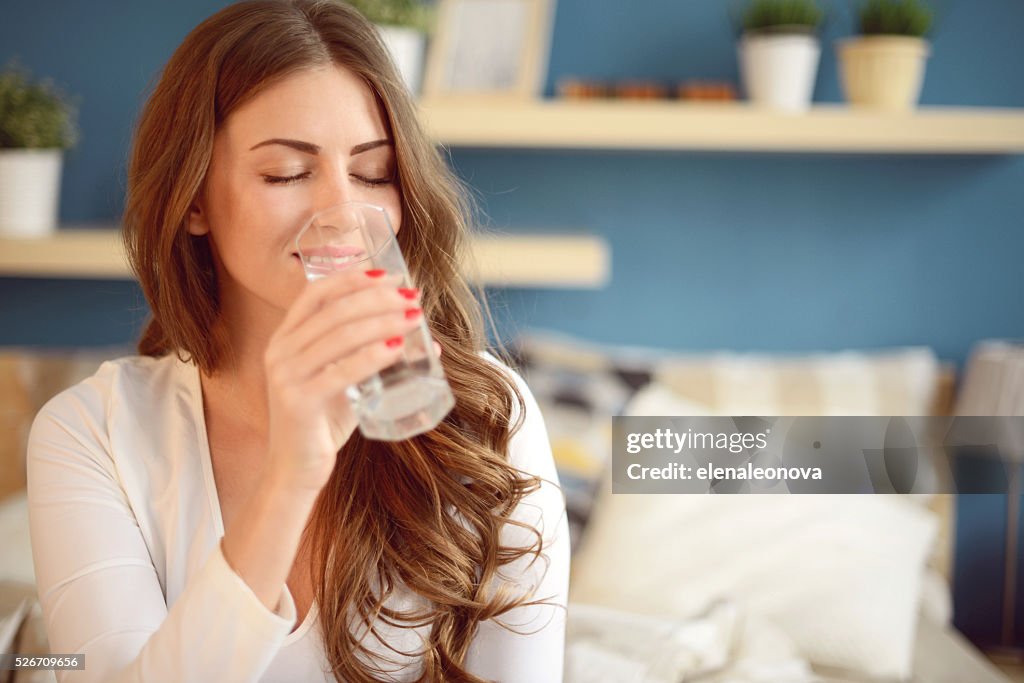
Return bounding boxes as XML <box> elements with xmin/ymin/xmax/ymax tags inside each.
<box><xmin>238</xmin><ymin>178</ymin><xmax>322</xmax><ymax>253</ymax></box>
<box><xmin>208</xmin><ymin>181</ymin><xmax>305</xmax><ymax>271</ymax></box>
<box><xmin>383</xmin><ymin>188</ymin><xmax>403</xmax><ymax>236</ymax></box>
<box><xmin>255</xmin><ymin>187</ymin><xmax>309</xmax><ymax>241</ymax></box>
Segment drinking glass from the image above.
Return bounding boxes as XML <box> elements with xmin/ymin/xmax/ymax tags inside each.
<box><xmin>294</xmin><ymin>201</ymin><xmax>454</xmax><ymax>441</ymax></box>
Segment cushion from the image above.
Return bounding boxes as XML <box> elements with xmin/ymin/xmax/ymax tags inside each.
<box><xmin>570</xmin><ymin>488</ymin><xmax>936</xmax><ymax>681</ymax></box>
<box><xmin>513</xmin><ymin>330</ymin><xmax>944</xmax><ymax>548</ymax></box>
<box><xmin>566</xmin><ymin>600</ymin><xmax>816</xmax><ymax>683</ymax></box>
<box><xmin>545</xmin><ymin>335</ymin><xmax>945</xmax><ymax>680</ymax></box>
<box><xmin>651</xmin><ymin>346</ymin><xmax>941</xmax><ymax>416</ymax></box>
<box><xmin>956</xmin><ymin>339</ymin><xmax>1024</xmax><ymax>415</ymax></box>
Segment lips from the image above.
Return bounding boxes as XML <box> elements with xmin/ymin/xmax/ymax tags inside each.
<box><xmin>298</xmin><ymin>245</ymin><xmax>366</xmax><ymax>258</ymax></box>
<box><xmin>290</xmin><ymin>245</ymin><xmax>366</xmax><ymax>264</ymax></box>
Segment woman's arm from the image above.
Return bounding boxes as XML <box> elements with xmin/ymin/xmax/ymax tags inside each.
<box><xmin>465</xmin><ymin>357</ymin><xmax>571</xmax><ymax>682</ymax></box>
<box><xmin>26</xmin><ymin>377</ymin><xmax>309</xmax><ymax>683</ymax></box>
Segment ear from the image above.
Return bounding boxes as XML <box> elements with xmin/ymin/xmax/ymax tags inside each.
<box><xmin>187</xmin><ymin>200</ymin><xmax>209</xmax><ymax>236</ymax></box>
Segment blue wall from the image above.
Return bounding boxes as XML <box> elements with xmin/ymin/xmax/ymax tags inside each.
<box><xmin>2</xmin><ymin>0</ymin><xmax>1023</xmax><ymax>366</ymax></box>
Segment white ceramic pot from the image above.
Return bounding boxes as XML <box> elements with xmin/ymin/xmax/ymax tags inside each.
<box><xmin>838</xmin><ymin>36</ymin><xmax>930</xmax><ymax>111</ymax></box>
<box><xmin>0</xmin><ymin>149</ymin><xmax>63</xmax><ymax>237</ymax></box>
<box><xmin>739</xmin><ymin>31</ymin><xmax>821</xmax><ymax>113</ymax></box>
<box><xmin>375</xmin><ymin>24</ymin><xmax>426</xmax><ymax>96</ymax></box>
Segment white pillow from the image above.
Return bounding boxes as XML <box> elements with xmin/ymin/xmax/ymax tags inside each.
<box><xmin>652</xmin><ymin>346</ymin><xmax>940</xmax><ymax>417</ymax></box>
<box><xmin>566</xmin><ymin>600</ymin><xmax>817</xmax><ymax>683</ymax></box>
<box><xmin>573</xmin><ymin>373</ymin><xmax>940</xmax><ymax>680</ymax></box>
<box><xmin>570</xmin><ymin>490</ymin><xmax>936</xmax><ymax>681</ymax></box>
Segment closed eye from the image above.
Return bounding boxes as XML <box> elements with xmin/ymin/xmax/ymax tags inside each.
<box><xmin>261</xmin><ymin>172</ymin><xmax>394</xmax><ymax>187</ymax></box>
<box><xmin>355</xmin><ymin>174</ymin><xmax>394</xmax><ymax>187</ymax></box>
<box><xmin>262</xmin><ymin>172</ymin><xmax>311</xmax><ymax>185</ymax></box>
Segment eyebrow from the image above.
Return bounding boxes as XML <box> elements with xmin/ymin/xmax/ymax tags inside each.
<box><xmin>248</xmin><ymin>138</ymin><xmax>391</xmax><ymax>155</ymax></box>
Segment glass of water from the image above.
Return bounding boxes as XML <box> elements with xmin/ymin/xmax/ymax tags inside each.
<box><xmin>294</xmin><ymin>201</ymin><xmax>455</xmax><ymax>441</ymax></box>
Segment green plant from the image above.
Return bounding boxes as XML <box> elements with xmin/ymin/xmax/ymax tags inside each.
<box><xmin>346</xmin><ymin>0</ymin><xmax>433</xmax><ymax>32</ymax></box>
<box><xmin>0</xmin><ymin>60</ymin><xmax>79</xmax><ymax>150</ymax></box>
<box><xmin>857</xmin><ymin>0</ymin><xmax>932</xmax><ymax>37</ymax></box>
<box><xmin>743</xmin><ymin>0</ymin><xmax>824</xmax><ymax>33</ymax></box>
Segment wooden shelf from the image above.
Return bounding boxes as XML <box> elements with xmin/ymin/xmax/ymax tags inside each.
<box><xmin>418</xmin><ymin>99</ymin><xmax>1024</xmax><ymax>154</ymax></box>
<box><xmin>0</xmin><ymin>227</ymin><xmax>610</xmax><ymax>289</ymax></box>
<box><xmin>467</xmin><ymin>233</ymin><xmax>609</xmax><ymax>288</ymax></box>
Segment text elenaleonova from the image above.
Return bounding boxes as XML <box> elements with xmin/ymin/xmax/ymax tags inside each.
<box><xmin>624</xmin><ymin>427</ymin><xmax>823</xmax><ymax>482</ymax></box>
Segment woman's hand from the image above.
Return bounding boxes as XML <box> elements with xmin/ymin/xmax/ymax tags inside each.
<box><xmin>262</xmin><ymin>269</ymin><xmax>423</xmax><ymax>495</ymax></box>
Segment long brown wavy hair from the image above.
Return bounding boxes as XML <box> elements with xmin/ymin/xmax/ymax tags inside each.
<box><xmin>121</xmin><ymin>1</ymin><xmax>557</xmax><ymax>680</ymax></box>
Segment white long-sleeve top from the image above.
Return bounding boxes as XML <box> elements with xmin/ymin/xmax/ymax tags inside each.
<box><xmin>26</xmin><ymin>349</ymin><xmax>569</xmax><ymax>683</ymax></box>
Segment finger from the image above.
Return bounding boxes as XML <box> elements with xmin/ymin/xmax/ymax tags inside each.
<box><xmin>304</xmin><ymin>335</ymin><xmax>409</xmax><ymax>402</ymax></box>
<box><xmin>286</xmin><ymin>285</ymin><xmax>421</xmax><ymax>357</ymax></box>
<box><xmin>279</xmin><ymin>268</ymin><xmax>403</xmax><ymax>338</ymax></box>
<box><xmin>291</xmin><ymin>308</ymin><xmax>424</xmax><ymax>382</ymax></box>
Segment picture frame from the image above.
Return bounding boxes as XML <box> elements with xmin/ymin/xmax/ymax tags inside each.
<box><xmin>422</xmin><ymin>0</ymin><xmax>556</xmax><ymax>100</ymax></box>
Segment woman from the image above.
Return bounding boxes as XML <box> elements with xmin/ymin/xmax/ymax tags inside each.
<box><xmin>25</xmin><ymin>1</ymin><xmax>569</xmax><ymax>681</ymax></box>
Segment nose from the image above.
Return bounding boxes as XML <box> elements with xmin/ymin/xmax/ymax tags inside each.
<box><xmin>313</xmin><ymin>163</ymin><xmax>357</xmax><ymax>212</ymax></box>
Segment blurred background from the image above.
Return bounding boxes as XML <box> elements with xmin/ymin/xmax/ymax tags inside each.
<box><xmin>1</xmin><ymin>1</ymin><xmax>1024</xmax><ymax>681</ymax></box>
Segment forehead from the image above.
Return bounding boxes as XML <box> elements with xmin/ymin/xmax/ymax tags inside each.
<box><xmin>220</xmin><ymin>65</ymin><xmax>388</xmax><ymax>152</ymax></box>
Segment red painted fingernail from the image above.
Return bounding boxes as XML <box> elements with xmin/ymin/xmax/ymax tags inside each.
<box><xmin>404</xmin><ymin>307</ymin><xmax>422</xmax><ymax>320</ymax></box>
<box><xmin>365</xmin><ymin>269</ymin><xmax>387</xmax><ymax>278</ymax></box>
<box><xmin>398</xmin><ymin>287</ymin><xmax>420</xmax><ymax>299</ymax></box>
<box><xmin>385</xmin><ymin>336</ymin><xmax>404</xmax><ymax>348</ymax></box>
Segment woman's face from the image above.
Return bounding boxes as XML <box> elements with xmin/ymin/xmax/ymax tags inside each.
<box><xmin>188</xmin><ymin>64</ymin><xmax>402</xmax><ymax>313</ymax></box>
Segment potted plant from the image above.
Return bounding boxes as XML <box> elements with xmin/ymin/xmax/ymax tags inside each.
<box><xmin>348</xmin><ymin>0</ymin><xmax>434</xmax><ymax>96</ymax></box>
<box><xmin>838</xmin><ymin>0</ymin><xmax>933</xmax><ymax>111</ymax></box>
<box><xmin>0</xmin><ymin>61</ymin><xmax>79</xmax><ymax>238</ymax></box>
<box><xmin>736</xmin><ymin>0</ymin><xmax>825</xmax><ymax>113</ymax></box>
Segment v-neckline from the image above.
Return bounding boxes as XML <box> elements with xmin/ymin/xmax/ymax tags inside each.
<box><xmin>180</xmin><ymin>352</ymin><xmax>318</xmax><ymax>644</ymax></box>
